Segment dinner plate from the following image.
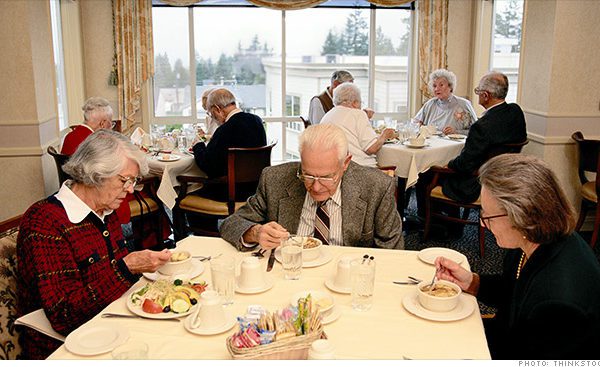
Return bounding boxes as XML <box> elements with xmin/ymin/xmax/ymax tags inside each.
<box><xmin>235</xmin><ymin>276</ymin><xmax>274</xmax><ymax>294</ymax></box>
<box><xmin>143</xmin><ymin>259</ymin><xmax>205</xmax><ymax>281</ymax></box>
<box><xmin>446</xmin><ymin>134</ymin><xmax>467</xmax><ymax>140</ymax></box>
<box><xmin>65</xmin><ymin>324</ymin><xmax>129</xmax><ymax>356</ymax></box>
<box><xmin>274</xmin><ymin>246</ymin><xmax>333</xmax><ymax>268</ymax></box>
<box><xmin>126</xmin><ymin>287</ymin><xmax>198</xmax><ymax>319</ymax></box>
<box><xmin>183</xmin><ymin>312</ymin><xmax>237</xmax><ymax>336</ymax></box>
<box><xmin>418</xmin><ymin>247</ymin><xmax>466</xmax><ymax>265</ymax></box>
<box><xmin>403</xmin><ymin>142</ymin><xmax>430</xmax><ymax>149</ymax></box>
<box><xmin>157</xmin><ymin>154</ymin><xmax>181</xmax><ymax>162</ymax></box>
<box><xmin>402</xmin><ymin>292</ymin><xmax>475</xmax><ymax>322</ymax></box>
<box><xmin>324</xmin><ymin>278</ymin><xmax>351</xmax><ymax>294</ymax></box>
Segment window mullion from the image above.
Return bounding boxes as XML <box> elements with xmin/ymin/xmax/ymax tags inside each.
<box><xmin>189</xmin><ymin>8</ymin><xmax>197</xmax><ymax>122</ymax></box>
<box><xmin>368</xmin><ymin>7</ymin><xmax>376</xmax><ymax>110</ymax></box>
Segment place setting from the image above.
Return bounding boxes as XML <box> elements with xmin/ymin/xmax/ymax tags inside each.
<box><xmin>402</xmin><ymin>271</ymin><xmax>475</xmax><ymax>322</ymax></box>
<box><xmin>64</xmin><ymin>324</ymin><xmax>130</xmax><ymax>356</ymax></box>
<box><xmin>143</xmin><ymin>250</ymin><xmax>206</xmax><ymax>281</ymax></box>
<box><xmin>183</xmin><ymin>290</ymin><xmax>237</xmax><ymax>336</ymax></box>
<box><xmin>402</xmin><ymin>136</ymin><xmax>430</xmax><ymax>149</ymax></box>
<box><xmin>324</xmin><ymin>254</ymin><xmax>352</xmax><ymax>294</ymax></box>
<box><xmin>235</xmin><ymin>256</ymin><xmax>274</xmax><ymax>294</ymax></box>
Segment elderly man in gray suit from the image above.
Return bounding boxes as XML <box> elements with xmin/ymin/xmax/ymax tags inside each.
<box><xmin>220</xmin><ymin>124</ymin><xmax>404</xmax><ymax>251</ymax></box>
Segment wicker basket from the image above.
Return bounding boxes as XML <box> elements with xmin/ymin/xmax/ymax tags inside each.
<box><xmin>226</xmin><ymin>328</ymin><xmax>326</xmax><ymax>360</ymax></box>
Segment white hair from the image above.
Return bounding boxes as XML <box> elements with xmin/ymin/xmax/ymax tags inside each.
<box><xmin>63</xmin><ymin>129</ymin><xmax>148</xmax><ymax>188</ymax></box>
<box><xmin>207</xmin><ymin>88</ymin><xmax>237</xmax><ymax>109</ymax></box>
<box><xmin>428</xmin><ymin>69</ymin><xmax>457</xmax><ymax>93</ymax></box>
<box><xmin>82</xmin><ymin>97</ymin><xmax>113</xmax><ymax>123</ymax></box>
<box><xmin>333</xmin><ymin>82</ymin><xmax>361</xmax><ymax>107</ymax></box>
<box><xmin>330</xmin><ymin>70</ymin><xmax>354</xmax><ymax>85</ymax></box>
<box><xmin>299</xmin><ymin>124</ymin><xmax>348</xmax><ymax>162</ymax></box>
<box><xmin>478</xmin><ymin>71</ymin><xmax>509</xmax><ymax>99</ymax></box>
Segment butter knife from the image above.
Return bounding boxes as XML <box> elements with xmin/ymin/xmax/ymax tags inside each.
<box><xmin>101</xmin><ymin>313</ymin><xmax>181</xmax><ymax>322</ymax></box>
<box><xmin>266</xmin><ymin>249</ymin><xmax>276</xmax><ymax>272</ymax></box>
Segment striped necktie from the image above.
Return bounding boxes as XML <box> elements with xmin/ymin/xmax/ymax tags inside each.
<box><xmin>314</xmin><ymin>200</ymin><xmax>330</xmax><ymax>245</ymax></box>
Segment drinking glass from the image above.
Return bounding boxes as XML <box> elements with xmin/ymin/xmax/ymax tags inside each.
<box><xmin>210</xmin><ymin>255</ymin><xmax>235</xmax><ymax>305</ymax></box>
<box><xmin>281</xmin><ymin>235</ymin><xmax>303</xmax><ymax>280</ymax></box>
<box><xmin>111</xmin><ymin>340</ymin><xmax>149</xmax><ymax>360</ymax></box>
<box><xmin>350</xmin><ymin>258</ymin><xmax>376</xmax><ymax>311</ymax></box>
<box><xmin>177</xmin><ymin>135</ymin><xmax>187</xmax><ymax>151</ymax></box>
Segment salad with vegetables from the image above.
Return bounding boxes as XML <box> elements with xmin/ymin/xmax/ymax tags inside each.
<box><xmin>130</xmin><ymin>279</ymin><xmax>207</xmax><ymax>315</ymax></box>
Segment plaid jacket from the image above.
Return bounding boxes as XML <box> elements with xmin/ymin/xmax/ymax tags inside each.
<box><xmin>16</xmin><ymin>196</ymin><xmax>139</xmax><ymax>359</ymax></box>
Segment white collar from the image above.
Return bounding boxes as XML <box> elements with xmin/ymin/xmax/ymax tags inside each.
<box><xmin>54</xmin><ymin>180</ymin><xmax>113</xmax><ymax>223</ymax></box>
<box><xmin>225</xmin><ymin>108</ymin><xmax>242</xmax><ymax>122</ymax></box>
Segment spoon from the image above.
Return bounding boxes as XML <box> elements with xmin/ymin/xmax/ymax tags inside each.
<box><xmin>429</xmin><ymin>268</ymin><xmax>438</xmax><ymax>289</ymax></box>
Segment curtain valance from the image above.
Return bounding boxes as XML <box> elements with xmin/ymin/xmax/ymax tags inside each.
<box><xmin>157</xmin><ymin>0</ymin><xmax>413</xmax><ymax>9</ymax></box>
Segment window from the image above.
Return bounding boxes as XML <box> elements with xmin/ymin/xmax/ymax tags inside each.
<box><xmin>50</xmin><ymin>0</ymin><xmax>69</xmax><ymax>130</ymax></box>
<box><xmin>491</xmin><ymin>0</ymin><xmax>524</xmax><ymax>103</ymax></box>
<box><xmin>150</xmin><ymin>0</ymin><xmax>414</xmax><ymax>161</ymax></box>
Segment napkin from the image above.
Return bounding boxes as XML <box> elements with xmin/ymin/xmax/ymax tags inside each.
<box><xmin>15</xmin><ymin>308</ymin><xmax>66</xmax><ymax>342</ymax></box>
<box><xmin>130</xmin><ymin>127</ymin><xmax>149</xmax><ymax>146</ymax></box>
<box><xmin>419</xmin><ymin>126</ymin><xmax>436</xmax><ymax>138</ymax></box>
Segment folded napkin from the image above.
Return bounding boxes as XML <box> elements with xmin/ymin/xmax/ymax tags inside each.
<box><xmin>15</xmin><ymin>308</ymin><xmax>65</xmax><ymax>342</ymax></box>
<box><xmin>130</xmin><ymin>127</ymin><xmax>151</xmax><ymax>147</ymax></box>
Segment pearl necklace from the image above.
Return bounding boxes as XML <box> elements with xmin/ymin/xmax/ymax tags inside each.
<box><xmin>516</xmin><ymin>251</ymin><xmax>526</xmax><ymax>279</ymax></box>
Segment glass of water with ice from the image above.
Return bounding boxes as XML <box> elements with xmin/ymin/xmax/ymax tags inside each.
<box><xmin>281</xmin><ymin>235</ymin><xmax>303</xmax><ymax>280</ymax></box>
<box><xmin>351</xmin><ymin>258</ymin><xmax>376</xmax><ymax>311</ymax></box>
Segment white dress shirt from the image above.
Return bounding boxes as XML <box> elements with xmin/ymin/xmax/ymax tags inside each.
<box><xmin>296</xmin><ymin>185</ymin><xmax>343</xmax><ymax>246</ymax></box>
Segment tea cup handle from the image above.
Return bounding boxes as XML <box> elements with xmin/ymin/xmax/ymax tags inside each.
<box><xmin>191</xmin><ymin>303</ymin><xmax>203</xmax><ymax>329</ymax></box>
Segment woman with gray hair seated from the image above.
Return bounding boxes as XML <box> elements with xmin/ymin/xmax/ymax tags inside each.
<box><xmin>61</xmin><ymin>97</ymin><xmax>114</xmax><ymax>155</ymax></box>
<box><xmin>320</xmin><ymin>82</ymin><xmax>395</xmax><ymax>167</ymax></box>
<box><xmin>435</xmin><ymin>154</ymin><xmax>600</xmax><ymax>359</ymax></box>
<box><xmin>414</xmin><ymin>68</ymin><xmax>477</xmax><ymax>135</ymax></box>
<box><xmin>17</xmin><ymin>130</ymin><xmax>171</xmax><ymax>359</ymax></box>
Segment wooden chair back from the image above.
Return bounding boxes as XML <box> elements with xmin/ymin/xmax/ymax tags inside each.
<box><xmin>47</xmin><ymin>146</ymin><xmax>72</xmax><ymax>185</ymax></box>
<box><xmin>572</xmin><ymin>132</ymin><xmax>600</xmax><ymax>185</ymax></box>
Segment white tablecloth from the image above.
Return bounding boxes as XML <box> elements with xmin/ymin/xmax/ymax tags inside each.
<box><xmin>147</xmin><ymin>150</ymin><xmax>206</xmax><ymax>209</ymax></box>
<box><xmin>377</xmin><ymin>136</ymin><xmax>465</xmax><ymax>188</ymax></box>
<box><xmin>48</xmin><ymin>236</ymin><xmax>490</xmax><ymax>360</ymax></box>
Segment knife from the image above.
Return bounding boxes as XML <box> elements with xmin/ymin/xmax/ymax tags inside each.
<box><xmin>101</xmin><ymin>313</ymin><xmax>181</xmax><ymax>322</ymax></box>
<box><xmin>266</xmin><ymin>249</ymin><xmax>276</xmax><ymax>272</ymax></box>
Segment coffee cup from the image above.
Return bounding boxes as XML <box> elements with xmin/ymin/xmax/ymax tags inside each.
<box><xmin>409</xmin><ymin>136</ymin><xmax>425</xmax><ymax>146</ymax></box>
<box><xmin>333</xmin><ymin>256</ymin><xmax>352</xmax><ymax>290</ymax></box>
<box><xmin>238</xmin><ymin>257</ymin><xmax>264</xmax><ymax>289</ymax></box>
<box><xmin>308</xmin><ymin>340</ymin><xmax>336</xmax><ymax>359</ymax></box>
<box><xmin>191</xmin><ymin>290</ymin><xmax>226</xmax><ymax>329</ymax></box>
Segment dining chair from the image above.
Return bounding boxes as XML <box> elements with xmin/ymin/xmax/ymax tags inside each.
<box><xmin>571</xmin><ymin>131</ymin><xmax>600</xmax><ymax>248</ymax></box>
<box><xmin>47</xmin><ymin>145</ymin><xmax>72</xmax><ymax>185</ymax></box>
<box><xmin>422</xmin><ymin>140</ymin><xmax>529</xmax><ymax>257</ymax></box>
<box><xmin>173</xmin><ymin>142</ymin><xmax>276</xmax><ymax>239</ymax></box>
<box><xmin>300</xmin><ymin>116</ymin><xmax>311</xmax><ymax>129</ymax></box>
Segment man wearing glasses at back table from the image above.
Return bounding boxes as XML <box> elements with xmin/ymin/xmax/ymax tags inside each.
<box><xmin>220</xmin><ymin>124</ymin><xmax>404</xmax><ymax>251</ymax></box>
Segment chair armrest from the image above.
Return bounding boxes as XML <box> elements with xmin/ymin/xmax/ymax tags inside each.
<box><xmin>425</xmin><ymin>166</ymin><xmax>458</xmax><ymax>193</ymax></box>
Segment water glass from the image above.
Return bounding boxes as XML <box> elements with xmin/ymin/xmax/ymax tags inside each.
<box><xmin>111</xmin><ymin>340</ymin><xmax>149</xmax><ymax>360</ymax></box>
<box><xmin>177</xmin><ymin>135</ymin><xmax>187</xmax><ymax>151</ymax></box>
<box><xmin>350</xmin><ymin>258</ymin><xmax>376</xmax><ymax>311</ymax></box>
<box><xmin>281</xmin><ymin>235</ymin><xmax>303</xmax><ymax>280</ymax></box>
<box><xmin>210</xmin><ymin>255</ymin><xmax>235</xmax><ymax>305</ymax></box>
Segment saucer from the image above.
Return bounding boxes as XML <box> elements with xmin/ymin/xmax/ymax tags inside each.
<box><xmin>65</xmin><ymin>325</ymin><xmax>129</xmax><ymax>356</ymax></box>
<box><xmin>274</xmin><ymin>246</ymin><xmax>332</xmax><ymax>268</ymax></box>
<box><xmin>403</xmin><ymin>141</ymin><xmax>429</xmax><ymax>149</ymax></box>
<box><xmin>183</xmin><ymin>312</ymin><xmax>237</xmax><ymax>336</ymax></box>
<box><xmin>418</xmin><ymin>247</ymin><xmax>467</xmax><ymax>266</ymax></box>
<box><xmin>446</xmin><ymin>134</ymin><xmax>467</xmax><ymax>140</ymax></box>
<box><xmin>402</xmin><ymin>292</ymin><xmax>475</xmax><ymax>322</ymax></box>
<box><xmin>143</xmin><ymin>259</ymin><xmax>205</xmax><ymax>281</ymax></box>
<box><xmin>324</xmin><ymin>278</ymin><xmax>351</xmax><ymax>294</ymax></box>
<box><xmin>235</xmin><ymin>276</ymin><xmax>274</xmax><ymax>294</ymax></box>
<box><xmin>321</xmin><ymin>306</ymin><xmax>342</xmax><ymax>325</ymax></box>
<box><xmin>157</xmin><ymin>154</ymin><xmax>181</xmax><ymax>162</ymax></box>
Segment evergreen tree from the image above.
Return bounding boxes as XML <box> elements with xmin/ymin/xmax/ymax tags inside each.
<box><xmin>342</xmin><ymin>9</ymin><xmax>368</xmax><ymax>55</ymax></box>
<box><xmin>154</xmin><ymin>53</ymin><xmax>175</xmax><ymax>87</ymax></box>
<box><xmin>173</xmin><ymin>59</ymin><xmax>189</xmax><ymax>88</ymax></box>
<box><xmin>321</xmin><ymin>30</ymin><xmax>341</xmax><ymax>55</ymax></box>
<box><xmin>215</xmin><ymin>53</ymin><xmax>233</xmax><ymax>81</ymax></box>
<box><xmin>375</xmin><ymin>26</ymin><xmax>397</xmax><ymax>55</ymax></box>
<box><xmin>397</xmin><ymin>17</ymin><xmax>411</xmax><ymax>56</ymax></box>
<box><xmin>495</xmin><ymin>0</ymin><xmax>523</xmax><ymax>52</ymax></box>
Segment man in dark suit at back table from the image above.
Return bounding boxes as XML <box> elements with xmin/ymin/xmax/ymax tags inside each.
<box><xmin>415</xmin><ymin>71</ymin><xmax>527</xmax><ymax>226</ymax></box>
<box><xmin>192</xmin><ymin>88</ymin><xmax>267</xmax><ymax>200</ymax></box>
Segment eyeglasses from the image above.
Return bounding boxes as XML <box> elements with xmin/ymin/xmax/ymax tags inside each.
<box><xmin>117</xmin><ymin>174</ymin><xmax>142</xmax><ymax>190</ymax></box>
<box><xmin>296</xmin><ymin>170</ymin><xmax>339</xmax><ymax>187</ymax></box>
<box><xmin>474</xmin><ymin>87</ymin><xmax>487</xmax><ymax>95</ymax></box>
<box><xmin>479</xmin><ymin>210</ymin><xmax>508</xmax><ymax>230</ymax></box>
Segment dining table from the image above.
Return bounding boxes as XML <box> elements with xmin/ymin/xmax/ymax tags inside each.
<box><xmin>48</xmin><ymin>236</ymin><xmax>490</xmax><ymax>360</ymax></box>
<box><xmin>377</xmin><ymin>135</ymin><xmax>466</xmax><ymax>213</ymax></box>
<box><xmin>146</xmin><ymin>149</ymin><xmax>206</xmax><ymax>210</ymax></box>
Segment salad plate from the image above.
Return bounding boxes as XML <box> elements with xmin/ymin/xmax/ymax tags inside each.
<box><xmin>126</xmin><ymin>282</ymin><xmax>201</xmax><ymax>319</ymax></box>
<box><xmin>65</xmin><ymin>325</ymin><xmax>129</xmax><ymax>356</ymax></box>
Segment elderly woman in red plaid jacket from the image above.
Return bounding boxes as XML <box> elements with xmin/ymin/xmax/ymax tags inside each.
<box><xmin>17</xmin><ymin>129</ymin><xmax>172</xmax><ymax>359</ymax></box>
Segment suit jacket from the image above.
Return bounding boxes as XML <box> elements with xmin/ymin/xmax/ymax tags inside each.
<box><xmin>193</xmin><ymin>111</ymin><xmax>266</xmax><ymax>178</ymax></box>
<box><xmin>443</xmin><ymin>102</ymin><xmax>527</xmax><ymax>202</ymax></box>
<box><xmin>220</xmin><ymin>161</ymin><xmax>404</xmax><ymax>250</ymax></box>
<box><xmin>479</xmin><ymin>233</ymin><xmax>600</xmax><ymax>359</ymax></box>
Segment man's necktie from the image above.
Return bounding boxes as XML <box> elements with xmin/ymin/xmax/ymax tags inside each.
<box><xmin>314</xmin><ymin>200</ymin><xmax>330</xmax><ymax>245</ymax></box>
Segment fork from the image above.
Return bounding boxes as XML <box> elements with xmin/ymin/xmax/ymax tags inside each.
<box><xmin>192</xmin><ymin>253</ymin><xmax>222</xmax><ymax>261</ymax></box>
<box><xmin>252</xmin><ymin>249</ymin><xmax>266</xmax><ymax>258</ymax></box>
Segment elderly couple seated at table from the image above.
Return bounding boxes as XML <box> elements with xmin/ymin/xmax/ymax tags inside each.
<box><xmin>220</xmin><ymin>124</ymin><xmax>404</xmax><ymax>251</ymax></box>
<box><xmin>415</xmin><ymin>71</ymin><xmax>527</xmax><ymax>227</ymax></box>
<box><xmin>191</xmin><ymin>87</ymin><xmax>267</xmax><ymax>201</ymax></box>
<box><xmin>319</xmin><ymin>83</ymin><xmax>395</xmax><ymax>168</ymax></box>
<box><xmin>17</xmin><ymin>130</ymin><xmax>173</xmax><ymax>359</ymax></box>
<box><xmin>414</xmin><ymin>68</ymin><xmax>478</xmax><ymax>136</ymax></box>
